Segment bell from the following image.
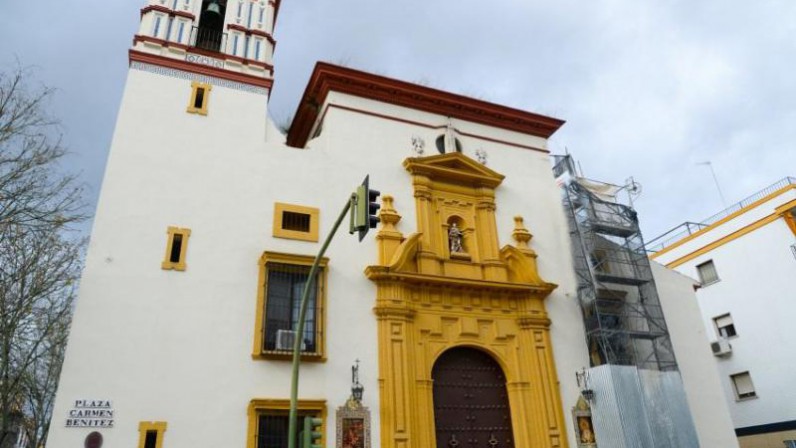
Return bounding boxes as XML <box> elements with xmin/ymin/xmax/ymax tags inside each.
<box><xmin>204</xmin><ymin>0</ymin><xmax>221</xmax><ymax>17</ymax></box>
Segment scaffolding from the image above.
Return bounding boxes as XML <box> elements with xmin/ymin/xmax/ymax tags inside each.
<box><xmin>553</xmin><ymin>155</ymin><xmax>678</xmax><ymax>371</ymax></box>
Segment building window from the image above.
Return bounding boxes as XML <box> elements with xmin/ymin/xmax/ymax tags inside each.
<box><xmin>254</xmin><ymin>39</ymin><xmax>262</xmax><ymax>60</ymax></box>
<box><xmin>187</xmin><ymin>81</ymin><xmax>212</xmax><ymax>116</ymax></box>
<box><xmin>713</xmin><ymin>314</ymin><xmax>737</xmax><ymax>338</ymax></box>
<box><xmin>138</xmin><ymin>422</ymin><xmax>167</xmax><ymax>448</ymax></box>
<box><xmin>153</xmin><ymin>16</ymin><xmax>163</xmax><ymax>38</ymax></box>
<box><xmin>162</xmin><ymin>226</ymin><xmax>191</xmax><ymax>271</ymax></box>
<box><xmin>696</xmin><ymin>260</ymin><xmax>720</xmax><ymax>285</ymax></box>
<box><xmin>247</xmin><ymin>399</ymin><xmax>326</xmax><ymax>448</ymax></box>
<box><xmin>273</xmin><ymin>203</ymin><xmax>320</xmax><ymax>242</ymax></box>
<box><xmin>253</xmin><ymin>252</ymin><xmax>327</xmax><ymax>360</ymax></box>
<box><xmin>730</xmin><ymin>372</ymin><xmax>757</xmax><ymax>400</ymax></box>
<box><xmin>176</xmin><ymin>21</ymin><xmax>185</xmax><ymax>43</ymax></box>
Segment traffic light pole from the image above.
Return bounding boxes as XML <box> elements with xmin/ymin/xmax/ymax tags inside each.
<box><xmin>287</xmin><ymin>195</ymin><xmax>354</xmax><ymax>448</ymax></box>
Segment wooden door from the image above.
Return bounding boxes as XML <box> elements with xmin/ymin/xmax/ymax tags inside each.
<box><xmin>432</xmin><ymin>348</ymin><xmax>515</xmax><ymax>448</ymax></box>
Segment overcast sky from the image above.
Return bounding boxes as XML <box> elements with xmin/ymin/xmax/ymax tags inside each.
<box><xmin>1</xmin><ymin>0</ymin><xmax>794</xmax><ymax>241</ymax></box>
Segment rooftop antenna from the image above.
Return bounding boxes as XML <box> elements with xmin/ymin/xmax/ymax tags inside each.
<box><xmin>696</xmin><ymin>161</ymin><xmax>728</xmax><ymax>208</ymax></box>
<box><xmin>624</xmin><ymin>176</ymin><xmax>642</xmax><ymax>207</ymax></box>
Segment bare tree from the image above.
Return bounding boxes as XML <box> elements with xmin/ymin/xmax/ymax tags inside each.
<box><xmin>0</xmin><ymin>66</ymin><xmax>87</xmax><ymax>448</ymax></box>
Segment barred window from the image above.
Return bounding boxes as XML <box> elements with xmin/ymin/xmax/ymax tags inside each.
<box><xmin>247</xmin><ymin>400</ymin><xmax>326</xmax><ymax>448</ymax></box>
<box><xmin>257</xmin><ymin>409</ymin><xmax>319</xmax><ymax>448</ymax></box>
<box><xmin>264</xmin><ymin>264</ymin><xmax>318</xmax><ymax>354</ymax></box>
<box><xmin>253</xmin><ymin>252</ymin><xmax>327</xmax><ymax>360</ymax></box>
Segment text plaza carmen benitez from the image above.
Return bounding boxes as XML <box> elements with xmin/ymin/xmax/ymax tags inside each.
<box><xmin>65</xmin><ymin>400</ymin><xmax>114</xmax><ymax>428</ymax></box>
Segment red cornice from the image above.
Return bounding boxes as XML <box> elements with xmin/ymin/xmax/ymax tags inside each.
<box><xmin>141</xmin><ymin>5</ymin><xmax>196</xmax><ymax>20</ymax></box>
<box><xmin>286</xmin><ymin>62</ymin><xmax>565</xmax><ymax>148</ymax></box>
<box><xmin>129</xmin><ymin>50</ymin><xmax>273</xmax><ymax>90</ymax></box>
<box><xmin>226</xmin><ymin>24</ymin><xmax>277</xmax><ymax>46</ymax></box>
<box><xmin>132</xmin><ymin>35</ymin><xmax>274</xmax><ymax>74</ymax></box>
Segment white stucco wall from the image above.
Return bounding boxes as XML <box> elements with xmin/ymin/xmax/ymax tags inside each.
<box><xmin>48</xmin><ymin>64</ymin><xmax>591</xmax><ymax>448</ymax></box>
<box><xmin>651</xmin><ymin>262</ymin><xmax>739</xmax><ymax>447</ymax></box>
<box><xmin>653</xmin><ymin>188</ymin><xmax>796</xmax><ymax>435</ymax></box>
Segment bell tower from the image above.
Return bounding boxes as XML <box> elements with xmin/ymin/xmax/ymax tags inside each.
<box><xmin>133</xmin><ymin>0</ymin><xmax>278</xmax><ymax>93</ymax></box>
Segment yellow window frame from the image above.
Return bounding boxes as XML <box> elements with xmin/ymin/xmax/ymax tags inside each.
<box><xmin>138</xmin><ymin>421</ymin><xmax>167</xmax><ymax>448</ymax></box>
<box><xmin>187</xmin><ymin>81</ymin><xmax>212</xmax><ymax>115</ymax></box>
<box><xmin>273</xmin><ymin>203</ymin><xmax>320</xmax><ymax>242</ymax></box>
<box><xmin>246</xmin><ymin>399</ymin><xmax>327</xmax><ymax>448</ymax></box>
<box><xmin>252</xmin><ymin>251</ymin><xmax>328</xmax><ymax>361</ymax></box>
<box><xmin>161</xmin><ymin>226</ymin><xmax>191</xmax><ymax>271</ymax></box>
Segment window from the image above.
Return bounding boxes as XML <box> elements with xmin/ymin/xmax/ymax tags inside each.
<box><xmin>254</xmin><ymin>39</ymin><xmax>262</xmax><ymax>60</ymax></box>
<box><xmin>162</xmin><ymin>227</ymin><xmax>191</xmax><ymax>271</ymax></box>
<box><xmin>153</xmin><ymin>16</ymin><xmax>163</xmax><ymax>38</ymax></box>
<box><xmin>138</xmin><ymin>422</ymin><xmax>166</xmax><ymax>448</ymax></box>
<box><xmin>730</xmin><ymin>372</ymin><xmax>757</xmax><ymax>400</ymax></box>
<box><xmin>273</xmin><ymin>203</ymin><xmax>320</xmax><ymax>242</ymax></box>
<box><xmin>176</xmin><ymin>21</ymin><xmax>185</xmax><ymax>43</ymax></box>
<box><xmin>713</xmin><ymin>314</ymin><xmax>737</xmax><ymax>338</ymax></box>
<box><xmin>186</xmin><ymin>81</ymin><xmax>212</xmax><ymax>116</ymax></box>
<box><xmin>232</xmin><ymin>34</ymin><xmax>240</xmax><ymax>56</ymax></box>
<box><xmin>253</xmin><ymin>252</ymin><xmax>327</xmax><ymax>360</ymax></box>
<box><xmin>247</xmin><ymin>399</ymin><xmax>326</xmax><ymax>448</ymax></box>
<box><xmin>696</xmin><ymin>260</ymin><xmax>720</xmax><ymax>285</ymax></box>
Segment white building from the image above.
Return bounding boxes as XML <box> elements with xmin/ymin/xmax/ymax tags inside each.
<box><xmin>47</xmin><ymin>1</ymin><xmax>737</xmax><ymax>447</ymax></box>
<box><xmin>650</xmin><ymin>178</ymin><xmax>796</xmax><ymax>448</ymax></box>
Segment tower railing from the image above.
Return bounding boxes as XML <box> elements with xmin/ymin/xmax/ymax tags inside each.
<box><xmin>647</xmin><ymin>176</ymin><xmax>796</xmax><ymax>253</ymax></box>
<box><xmin>190</xmin><ymin>26</ymin><xmax>228</xmax><ymax>53</ymax></box>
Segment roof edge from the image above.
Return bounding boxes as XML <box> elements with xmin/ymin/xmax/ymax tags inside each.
<box><xmin>286</xmin><ymin>62</ymin><xmax>565</xmax><ymax>148</ymax></box>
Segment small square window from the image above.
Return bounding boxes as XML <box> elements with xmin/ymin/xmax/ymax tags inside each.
<box><xmin>713</xmin><ymin>314</ymin><xmax>737</xmax><ymax>338</ymax></box>
<box><xmin>273</xmin><ymin>203</ymin><xmax>319</xmax><ymax>242</ymax></box>
<box><xmin>730</xmin><ymin>372</ymin><xmax>757</xmax><ymax>401</ymax></box>
<box><xmin>696</xmin><ymin>260</ymin><xmax>720</xmax><ymax>285</ymax></box>
<box><xmin>186</xmin><ymin>81</ymin><xmax>212</xmax><ymax>116</ymax></box>
<box><xmin>138</xmin><ymin>422</ymin><xmax>166</xmax><ymax>448</ymax></box>
<box><xmin>247</xmin><ymin>399</ymin><xmax>326</xmax><ymax>448</ymax></box>
<box><xmin>162</xmin><ymin>226</ymin><xmax>191</xmax><ymax>271</ymax></box>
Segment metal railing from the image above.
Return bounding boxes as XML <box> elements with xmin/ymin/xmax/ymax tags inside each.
<box><xmin>190</xmin><ymin>26</ymin><xmax>227</xmax><ymax>53</ymax></box>
<box><xmin>647</xmin><ymin>177</ymin><xmax>796</xmax><ymax>253</ymax></box>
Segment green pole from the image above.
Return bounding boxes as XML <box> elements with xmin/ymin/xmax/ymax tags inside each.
<box><xmin>288</xmin><ymin>196</ymin><xmax>353</xmax><ymax>448</ymax></box>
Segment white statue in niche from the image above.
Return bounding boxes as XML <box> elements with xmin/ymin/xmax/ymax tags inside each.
<box><xmin>449</xmin><ymin>222</ymin><xmax>464</xmax><ymax>254</ymax></box>
<box><xmin>444</xmin><ymin>118</ymin><xmax>458</xmax><ymax>153</ymax></box>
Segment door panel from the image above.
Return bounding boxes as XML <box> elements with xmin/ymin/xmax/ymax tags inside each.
<box><xmin>432</xmin><ymin>348</ymin><xmax>514</xmax><ymax>448</ymax></box>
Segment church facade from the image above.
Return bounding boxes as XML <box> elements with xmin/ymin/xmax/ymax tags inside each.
<box><xmin>47</xmin><ymin>1</ymin><xmax>737</xmax><ymax>447</ymax></box>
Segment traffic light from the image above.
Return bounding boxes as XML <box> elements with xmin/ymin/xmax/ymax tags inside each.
<box><xmin>351</xmin><ymin>175</ymin><xmax>380</xmax><ymax>241</ymax></box>
<box><xmin>302</xmin><ymin>416</ymin><xmax>323</xmax><ymax>448</ymax></box>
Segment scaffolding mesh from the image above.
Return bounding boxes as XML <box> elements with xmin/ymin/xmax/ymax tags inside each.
<box><xmin>553</xmin><ymin>155</ymin><xmax>678</xmax><ymax>371</ymax></box>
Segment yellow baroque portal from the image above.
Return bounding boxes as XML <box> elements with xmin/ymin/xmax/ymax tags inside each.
<box><xmin>366</xmin><ymin>153</ymin><xmax>569</xmax><ymax>448</ymax></box>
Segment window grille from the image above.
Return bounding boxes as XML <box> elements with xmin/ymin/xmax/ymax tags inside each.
<box><xmin>282</xmin><ymin>211</ymin><xmax>310</xmax><ymax>233</ymax></box>
<box><xmin>264</xmin><ymin>264</ymin><xmax>319</xmax><ymax>354</ymax></box>
<box><xmin>257</xmin><ymin>411</ymin><xmax>317</xmax><ymax>448</ymax></box>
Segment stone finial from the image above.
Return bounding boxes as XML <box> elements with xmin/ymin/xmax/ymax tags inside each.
<box><xmin>376</xmin><ymin>195</ymin><xmax>404</xmax><ymax>265</ymax></box>
<box><xmin>379</xmin><ymin>195</ymin><xmax>401</xmax><ymax>230</ymax></box>
<box><xmin>512</xmin><ymin>216</ymin><xmax>532</xmax><ymax>249</ymax></box>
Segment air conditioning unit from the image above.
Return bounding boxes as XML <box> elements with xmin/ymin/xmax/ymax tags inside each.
<box><xmin>275</xmin><ymin>330</ymin><xmax>306</xmax><ymax>351</ymax></box>
<box><xmin>710</xmin><ymin>338</ymin><xmax>732</xmax><ymax>357</ymax></box>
